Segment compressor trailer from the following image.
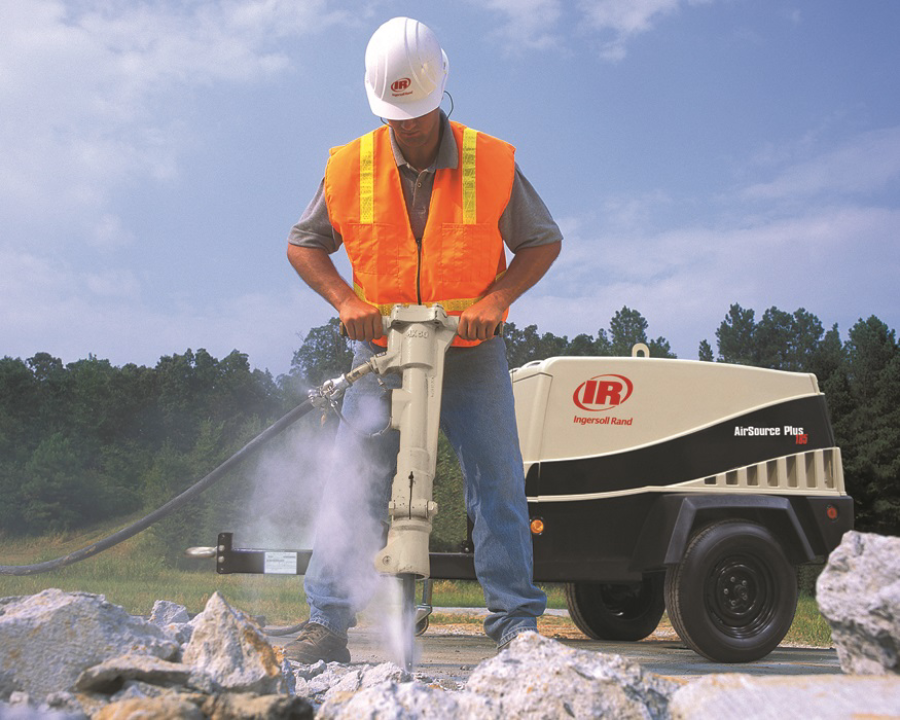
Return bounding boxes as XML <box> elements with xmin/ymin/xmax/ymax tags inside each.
<box><xmin>214</xmin><ymin>339</ymin><xmax>852</xmax><ymax>664</ymax></box>
<box><xmin>509</xmin><ymin>348</ymin><xmax>850</xmax><ymax>663</ymax></box>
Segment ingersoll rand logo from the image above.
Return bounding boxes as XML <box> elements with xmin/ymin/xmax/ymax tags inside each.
<box><xmin>391</xmin><ymin>78</ymin><xmax>412</xmax><ymax>93</ymax></box>
<box><xmin>573</xmin><ymin>374</ymin><xmax>633</xmax><ymax>411</ymax></box>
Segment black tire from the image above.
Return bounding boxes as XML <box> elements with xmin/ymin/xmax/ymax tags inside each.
<box><xmin>665</xmin><ymin>520</ymin><xmax>798</xmax><ymax>663</ymax></box>
<box><xmin>565</xmin><ymin>574</ymin><xmax>665</xmax><ymax>641</ymax></box>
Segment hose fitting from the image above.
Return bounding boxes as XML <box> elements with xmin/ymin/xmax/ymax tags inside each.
<box><xmin>307</xmin><ymin>360</ymin><xmax>377</xmax><ymax>410</ymax></box>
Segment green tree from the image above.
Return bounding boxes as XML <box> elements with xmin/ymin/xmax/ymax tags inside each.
<box><xmin>607</xmin><ymin>306</ymin><xmax>676</xmax><ymax>358</ymax></box>
<box><xmin>21</xmin><ymin>433</ymin><xmax>101</xmax><ymax>532</ymax></box>
<box><xmin>0</xmin><ymin>357</ymin><xmax>39</xmax><ymax>462</ymax></box>
<box><xmin>503</xmin><ymin>322</ymin><xmax>568</xmax><ymax>368</ymax></box>
<box><xmin>837</xmin><ymin>316</ymin><xmax>900</xmax><ymax>533</ymax></box>
<box><xmin>753</xmin><ymin>307</ymin><xmax>826</xmax><ymax>372</ymax></box>
<box><xmin>715</xmin><ymin>304</ymin><xmax>757</xmax><ymax>365</ymax></box>
<box><xmin>291</xmin><ymin>318</ymin><xmax>354</xmax><ymax>387</ymax></box>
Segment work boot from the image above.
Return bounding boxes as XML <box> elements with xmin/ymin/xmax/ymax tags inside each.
<box><xmin>497</xmin><ymin>629</ymin><xmax>537</xmax><ymax>654</ymax></box>
<box><xmin>283</xmin><ymin>622</ymin><xmax>351</xmax><ymax>664</ymax></box>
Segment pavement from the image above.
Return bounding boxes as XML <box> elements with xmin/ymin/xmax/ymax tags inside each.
<box><xmin>269</xmin><ymin>607</ymin><xmax>842</xmax><ymax>685</ymax></box>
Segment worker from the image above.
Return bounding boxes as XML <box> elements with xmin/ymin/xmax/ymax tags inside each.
<box><xmin>285</xmin><ymin>16</ymin><xmax>562</xmax><ymax>663</ymax></box>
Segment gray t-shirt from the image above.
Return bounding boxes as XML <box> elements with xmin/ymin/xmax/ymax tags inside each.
<box><xmin>288</xmin><ymin>113</ymin><xmax>562</xmax><ymax>253</ymax></box>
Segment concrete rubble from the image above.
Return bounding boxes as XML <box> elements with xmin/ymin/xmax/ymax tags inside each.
<box><xmin>2</xmin><ymin>528</ymin><xmax>900</xmax><ymax>719</ymax></box>
<box><xmin>0</xmin><ymin>589</ymin><xmax>311</xmax><ymax>719</ymax></box>
<box><xmin>310</xmin><ymin>634</ymin><xmax>677</xmax><ymax>719</ymax></box>
<box><xmin>668</xmin><ymin>673</ymin><xmax>900</xmax><ymax>720</ymax></box>
<box><xmin>0</xmin><ymin>589</ymin><xmax>178</xmax><ymax>702</ymax></box>
<box><xmin>817</xmin><ymin>530</ymin><xmax>900</xmax><ymax>675</ymax></box>
<box><xmin>462</xmin><ymin>632</ymin><xmax>676</xmax><ymax>719</ymax></box>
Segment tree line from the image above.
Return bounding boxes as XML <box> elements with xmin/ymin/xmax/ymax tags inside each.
<box><xmin>0</xmin><ymin>304</ymin><xmax>897</xmax><ymax>563</ymax></box>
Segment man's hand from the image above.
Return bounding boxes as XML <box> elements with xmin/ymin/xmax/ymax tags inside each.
<box><xmin>338</xmin><ymin>296</ymin><xmax>384</xmax><ymax>341</ymax></box>
<box><xmin>457</xmin><ymin>298</ymin><xmax>504</xmax><ymax>341</ymax></box>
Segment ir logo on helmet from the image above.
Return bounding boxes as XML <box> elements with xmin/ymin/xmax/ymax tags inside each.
<box><xmin>573</xmin><ymin>374</ymin><xmax>634</xmax><ymax>412</ymax></box>
<box><xmin>391</xmin><ymin>78</ymin><xmax>411</xmax><ymax>92</ymax></box>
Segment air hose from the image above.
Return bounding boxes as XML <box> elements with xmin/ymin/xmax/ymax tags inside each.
<box><xmin>0</xmin><ymin>362</ymin><xmax>375</xmax><ymax>577</ymax></box>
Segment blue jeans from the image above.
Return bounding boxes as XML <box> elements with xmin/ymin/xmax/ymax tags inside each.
<box><xmin>304</xmin><ymin>336</ymin><xmax>546</xmax><ymax>646</ymax></box>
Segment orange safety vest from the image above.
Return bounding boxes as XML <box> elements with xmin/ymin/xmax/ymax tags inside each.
<box><xmin>323</xmin><ymin>121</ymin><xmax>515</xmax><ymax>347</ymax></box>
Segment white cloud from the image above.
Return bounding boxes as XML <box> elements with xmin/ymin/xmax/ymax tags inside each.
<box><xmin>577</xmin><ymin>0</ymin><xmax>715</xmax><ymax>61</ymax></box>
<box><xmin>89</xmin><ymin>214</ymin><xmax>137</xmax><ymax>251</ymax></box>
<box><xmin>0</xmin><ymin>242</ymin><xmax>330</xmax><ymax>373</ymax></box>
<box><xmin>742</xmin><ymin>126</ymin><xmax>900</xmax><ymax>202</ymax></box>
<box><xmin>0</xmin><ymin>0</ymin><xmax>339</xmax><ymax>245</ymax></box>
<box><xmin>465</xmin><ymin>0</ymin><xmax>716</xmax><ymax>58</ymax></box>
<box><xmin>466</xmin><ymin>0</ymin><xmax>564</xmax><ymax>51</ymax></box>
<box><xmin>517</xmin><ymin>122</ymin><xmax>900</xmax><ymax>355</ymax></box>
<box><xmin>514</xmin><ymin>201</ymin><xmax>900</xmax><ymax>358</ymax></box>
<box><xmin>85</xmin><ymin>269</ymin><xmax>142</xmax><ymax>299</ymax></box>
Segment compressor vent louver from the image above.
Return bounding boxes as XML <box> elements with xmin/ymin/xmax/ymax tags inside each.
<box><xmin>701</xmin><ymin>448</ymin><xmax>844</xmax><ymax>494</ymax></box>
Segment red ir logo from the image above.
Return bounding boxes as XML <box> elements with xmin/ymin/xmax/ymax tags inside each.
<box><xmin>573</xmin><ymin>374</ymin><xmax>634</xmax><ymax>412</ymax></box>
<box><xmin>391</xmin><ymin>78</ymin><xmax>411</xmax><ymax>92</ymax></box>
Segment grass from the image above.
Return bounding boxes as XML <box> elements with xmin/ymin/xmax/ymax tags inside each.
<box><xmin>1</xmin><ymin>525</ymin><xmax>832</xmax><ymax>648</ymax></box>
<box><xmin>783</xmin><ymin>595</ymin><xmax>834</xmax><ymax>647</ymax></box>
<box><xmin>429</xmin><ymin>579</ymin><xmax>567</xmax><ymax>610</ymax></box>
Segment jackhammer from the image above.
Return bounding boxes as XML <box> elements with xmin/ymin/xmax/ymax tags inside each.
<box><xmin>302</xmin><ymin>303</ymin><xmax>459</xmax><ymax>670</ymax></box>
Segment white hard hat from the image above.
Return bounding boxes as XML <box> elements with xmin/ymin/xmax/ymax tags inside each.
<box><xmin>364</xmin><ymin>17</ymin><xmax>449</xmax><ymax>121</ymax></box>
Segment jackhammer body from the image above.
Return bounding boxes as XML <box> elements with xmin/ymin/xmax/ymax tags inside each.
<box><xmin>324</xmin><ymin>304</ymin><xmax>459</xmax><ymax>669</ymax></box>
<box><xmin>366</xmin><ymin>305</ymin><xmax>458</xmax><ymax>580</ymax></box>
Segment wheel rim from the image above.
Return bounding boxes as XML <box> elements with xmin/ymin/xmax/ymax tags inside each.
<box><xmin>705</xmin><ymin>553</ymin><xmax>775</xmax><ymax>638</ymax></box>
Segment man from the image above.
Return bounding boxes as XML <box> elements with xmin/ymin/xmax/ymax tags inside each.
<box><xmin>285</xmin><ymin>16</ymin><xmax>562</xmax><ymax>663</ymax></box>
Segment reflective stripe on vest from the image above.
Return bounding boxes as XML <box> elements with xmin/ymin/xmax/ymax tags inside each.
<box><xmin>462</xmin><ymin>127</ymin><xmax>477</xmax><ymax>225</ymax></box>
<box><xmin>359</xmin><ymin>131</ymin><xmax>374</xmax><ymax>225</ymax></box>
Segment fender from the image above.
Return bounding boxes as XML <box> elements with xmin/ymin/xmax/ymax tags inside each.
<box><xmin>629</xmin><ymin>494</ymin><xmax>816</xmax><ymax>572</ymax></box>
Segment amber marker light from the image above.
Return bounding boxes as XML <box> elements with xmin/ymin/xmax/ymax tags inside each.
<box><xmin>826</xmin><ymin>505</ymin><xmax>839</xmax><ymax>521</ymax></box>
<box><xmin>530</xmin><ymin>518</ymin><xmax>545</xmax><ymax>535</ymax></box>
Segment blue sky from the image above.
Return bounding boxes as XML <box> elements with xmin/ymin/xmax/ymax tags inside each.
<box><xmin>2</xmin><ymin>0</ymin><xmax>898</xmax><ymax>376</ymax></box>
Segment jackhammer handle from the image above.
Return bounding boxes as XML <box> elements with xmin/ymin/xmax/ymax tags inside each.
<box><xmin>339</xmin><ymin>317</ymin><xmax>503</xmax><ymax>338</ymax></box>
<box><xmin>337</xmin><ymin>320</ymin><xmax>391</xmax><ymax>338</ymax></box>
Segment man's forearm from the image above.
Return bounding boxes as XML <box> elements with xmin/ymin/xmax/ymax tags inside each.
<box><xmin>458</xmin><ymin>241</ymin><xmax>561</xmax><ymax>340</ymax></box>
<box><xmin>287</xmin><ymin>244</ymin><xmax>356</xmax><ymax>310</ymax></box>
<box><xmin>287</xmin><ymin>244</ymin><xmax>384</xmax><ymax>340</ymax></box>
<box><xmin>485</xmin><ymin>241</ymin><xmax>561</xmax><ymax>309</ymax></box>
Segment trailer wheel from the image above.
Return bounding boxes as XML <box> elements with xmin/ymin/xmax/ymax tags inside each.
<box><xmin>665</xmin><ymin>520</ymin><xmax>797</xmax><ymax>663</ymax></box>
<box><xmin>565</xmin><ymin>574</ymin><xmax>665</xmax><ymax>642</ymax></box>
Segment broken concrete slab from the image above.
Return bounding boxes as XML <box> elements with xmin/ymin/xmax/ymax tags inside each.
<box><xmin>316</xmin><ymin>680</ymin><xmax>489</xmax><ymax>720</ymax></box>
<box><xmin>182</xmin><ymin>592</ymin><xmax>290</xmax><ymax>695</ymax></box>
<box><xmin>93</xmin><ymin>693</ymin><xmax>207</xmax><ymax>720</ymax></box>
<box><xmin>466</xmin><ymin>632</ymin><xmax>677</xmax><ymax>719</ymax></box>
<box><xmin>90</xmin><ymin>690</ymin><xmax>315</xmax><ymax>720</ymax></box>
<box><xmin>668</xmin><ymin>673</ymin><xmax>900</xmax><ymax>719</ymax></box>
<box><xmin>0</xmin><ymin>589</ymin><xmax>178</xmax><ymax>702</ymax></box>
<box><xmin>149</xmin><ymin>599</ymin><xmax>193</xmax><ymax>645</ymax></box>
<box><xmin>315</xmin><ymin>634</ymin><xmax>677</xmax><ymax>719</ymax></box>
<box><xmin>72</xmin><ymin>654</ymin><xmax>194</xmax><ymax>694</ymax></box>
<box><xmin>817</xmin><ymin>530</ymin><xmax>900</xmax><ymax>674</ymax></box>
<box><xmin>288</xmin><ymin>659</ymin><xmax>413</xmax><ymax>708</ymax></box>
